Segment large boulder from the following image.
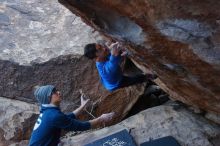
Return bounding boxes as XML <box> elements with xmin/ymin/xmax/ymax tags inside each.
<box><xmin>0</xmin><ymin>97</ymin><xmax>38</xmax><ymax>146</ymax></box>
<box><xmin>61</xmin><ymin>102</ymin><xmax>220</xmax><ymax>146</ymax></box>
<box><xmin>59</xmin><ymin>0</ymin><xmax>220</xmax><ymax>114</ymax></box>
<box><xmin>0</xmin><ymin>54</ymin><xmax>146</xmax><ymax>145</ymax></box>
<box><xmin>0</xmin><ymin>0</ymin><xmax>101</xmax><ymax>65</ymax></box>
<box><xmin>0</xmin><ymin>54</ymin><xmax>146</xmax><ymax>124</ymax></box>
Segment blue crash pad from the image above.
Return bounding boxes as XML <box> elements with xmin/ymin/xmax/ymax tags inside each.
<box><xmin>85</xmin><ymin>129</ymin><xmax>136</xmax><ymax>146</ymax></box>
<box><xmin>140</xmin><ymin>136</ymin><xmax>181</xmax><ymax>146</ymax></box>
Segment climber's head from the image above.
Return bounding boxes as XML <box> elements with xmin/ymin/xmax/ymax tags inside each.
<box><xmin>84</xmin><ymin>43</ymin><xmax>109</xmax><ymax>60</ymax></box>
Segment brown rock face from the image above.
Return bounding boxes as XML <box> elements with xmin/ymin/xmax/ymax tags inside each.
<box><xmin>59</xmin><ymin>0</ymin><xmax>220</xmax><ymax>114</ymax></box>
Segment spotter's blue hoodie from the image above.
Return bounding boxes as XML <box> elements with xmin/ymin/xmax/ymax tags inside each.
<box><xmin>29</xmin><ymin>105</ymin><xmax>91</xmax><ymax>146</ymax></box>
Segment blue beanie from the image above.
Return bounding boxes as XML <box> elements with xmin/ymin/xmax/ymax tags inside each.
<box><xmin>34</xmin><ymin>85</ymin><xmax>55</xmax><ymax>104</ymax></box>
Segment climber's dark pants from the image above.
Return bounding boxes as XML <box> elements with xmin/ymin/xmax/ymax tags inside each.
<box><xmin>119</xmin><ymin>74</ymin><xmax>147</xmax><ymax>88</ymax></box>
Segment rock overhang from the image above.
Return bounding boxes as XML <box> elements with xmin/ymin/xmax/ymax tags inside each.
<box><xmin>59</xmin><ymin>0</ymin><xmax>220</xmax><ymax>114</ymax></box>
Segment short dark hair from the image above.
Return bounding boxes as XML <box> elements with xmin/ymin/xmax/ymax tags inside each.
<box><xmin>84</xmin><ymin>43</ymin><xmax>97</xmax><ymax>59</ymax></box>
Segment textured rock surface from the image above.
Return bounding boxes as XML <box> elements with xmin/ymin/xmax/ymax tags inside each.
<box><xmin>205</xmin><ymin>112</ymin><xmax>220</xmax><ymax>125</ymax></box>
<box><xmin>0</xmin><ymin>0</ymin><xmax>101</xmax><ymax>65</ymax></box>
<box><xmin>0</xmin><ymin>55</ymin><xmax>101</xmax><ymax>103</ymax></box>
<box><xmin>0</xmin><ymin>97</ymin><xmax>38</xmax><ymax>146</ymax></box>
<box><xmin>59</xmin><ymin>0</ymin><xmax>220</xmax><ymax>114</ymax></box>
<box><xmin>61</xmin><ymin>102</ymin><xmax>220</xmax><ymax>146</ymax></box>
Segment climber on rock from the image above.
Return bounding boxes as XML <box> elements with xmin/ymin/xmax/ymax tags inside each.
<box><xmin>84</xmin><ymin>41</ymin><xmax>157</xmax><ymax>92</ymax></box>
<box><xmin>29</xmin><ymin>85</ymin><xmax>114</xmax><ymax>146</ymax></box>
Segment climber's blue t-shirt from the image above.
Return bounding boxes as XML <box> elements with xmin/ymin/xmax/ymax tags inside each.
<box><xmin>96</xmin><ymin>55</ymin><xmax>122</xmax><ymax>91</ymax></box>
<box><xmin>29</xmin><ymin>105</ymin><xmax>91</xmax><ymax>146</ymax></box>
